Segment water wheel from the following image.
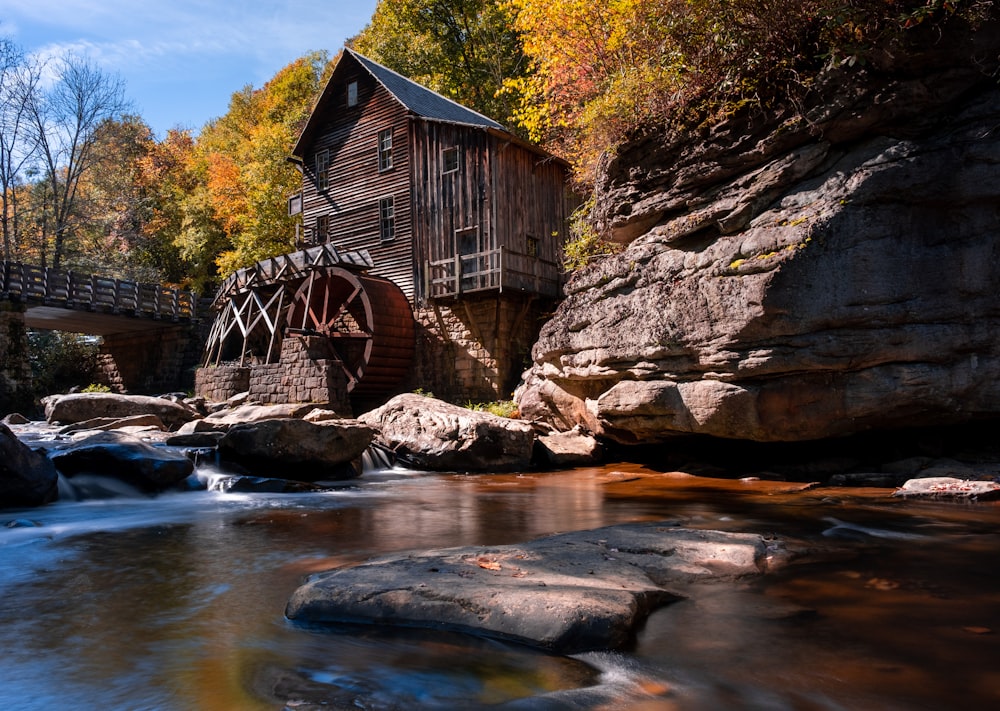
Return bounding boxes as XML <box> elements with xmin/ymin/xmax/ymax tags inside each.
<box><xmin>285</xmin><ymin>267</ymin><xmax>414</xmax><ymax>396</ymax></box>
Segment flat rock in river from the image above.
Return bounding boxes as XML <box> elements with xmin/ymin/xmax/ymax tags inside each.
<box><xmin>286</xmin><ymin>522</ymin><xmax>769</xmax><ymax>654</ymax></box>
<box><xmin>893</xmin><ymin>476</ymin><xmax>1000</xmax><ymax>500</ymax></box>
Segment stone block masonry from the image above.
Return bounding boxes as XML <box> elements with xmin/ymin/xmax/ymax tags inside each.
<box><xmin>411</xmin><ymin>293</ymin><xmax>550</xmax><ymax>403</ymax></box>
<box><xmin>193</xmin><ymin>293</ymin><xmax>553</xmax><ymax>409</ymax></box>
<box><xmin>195</xmin><ymin>335</ymin><xmax>350</xmax><ymax>412</ymax></box>
<box><xmin>98</xmin><ymin>325</ymin><xmax>202</xmax><ymax>395</ymax></box>
<box><xmin>195</xmin><ymin>366</ymin><xmax>251</xmax><ymax>403</ymax></box>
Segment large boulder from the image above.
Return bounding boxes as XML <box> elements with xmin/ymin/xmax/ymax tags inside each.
<box><xmin>287</xmin><ymin>522</ymin><xmax>770</xmax><ymax>654</ymax></box>
<box><xmin>217</xmin><ymin>418</ymin><xmax>375</xmax><ymax>481</ymax></box>
<box><xmin>517</xmin><ymin>43</ymin><xmax>1000</xmax><ymax>443</ymax></box>
<box><xmin>0</xmin><ymin>423</ymin><xmax>59</xmax><ymax>508</ymax></box>
<box><xmin>44</xmin><ymin>393</ymin><xmax>199</xmax><ymax>431</ymax></box>
<box><xmin>358</xmin><ymin>394</ymin><xmax>535</xmax><ymax>471</ymax></box>
<box><xmin>46</xmin><ymin>430</ymin><xmax>194</xmax><ymax>492</ymax></box>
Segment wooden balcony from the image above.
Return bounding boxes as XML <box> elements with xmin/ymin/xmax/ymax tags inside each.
<box><xmin>425</xmin><ymin>247</ymin><xmax>561</xmax><ymax>300</ymax></box>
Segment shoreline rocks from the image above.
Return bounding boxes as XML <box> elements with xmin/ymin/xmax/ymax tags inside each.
<box><xmin>893</xmin><ymin>476</ymin><xmax>1000</xmax><ymax>501</ymax></box>
<box><xmin>44</xmin><ymin>393</ymin><xmax>199</xmax><ymax>430</ymax></box>
<box><xmin>45</xmin><ymin>431</ymin><xmax>194</xmax><ymax>493</ymax></box>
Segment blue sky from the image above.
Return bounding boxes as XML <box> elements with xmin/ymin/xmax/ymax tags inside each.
<box><xmin>1</xmin><ymin>0</ymin><xmax>379</xmax><ymax>138</ymax></box>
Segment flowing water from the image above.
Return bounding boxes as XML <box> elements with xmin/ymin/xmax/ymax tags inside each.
<box><xmin>1</xmin><ymin>455</ymin><xmax>999</xmax><ymax>710</ymax></box>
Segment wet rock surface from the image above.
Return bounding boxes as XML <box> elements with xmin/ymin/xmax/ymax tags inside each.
<box><xmin>0</xmin><ymin>423</ymin><xmax>59</xmax><ymax>508</ymax></box>
<box><xmin>45</xmin><ymin>430</ymin><xmax>194</xmax><ymax>492</ymax></box>
<box><xmin>286</xmin><ymin>522</ymin><xmax>769</xmax><ymax>654</ymax></box>
<box><xmin>217</xmin><ymin>417</ymin><xmax>375</xmax><ymax>481</ymax></box>
<box><xmin>893</xmin><ymin>476</ymin><xmax>1000</xmax><ymax>500</ymax></box>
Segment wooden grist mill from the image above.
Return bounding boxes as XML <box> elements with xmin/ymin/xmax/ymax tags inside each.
<box><xmin>199</xmin><ymin>243</ymin><xmax>415</xmax><ymax>407</ymax></box>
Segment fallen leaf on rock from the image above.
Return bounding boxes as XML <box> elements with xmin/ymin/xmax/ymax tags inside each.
<box><xmin>476</xmin><ymin>557</ymin><xmax>501</xmax><ymax>571</ymax></box>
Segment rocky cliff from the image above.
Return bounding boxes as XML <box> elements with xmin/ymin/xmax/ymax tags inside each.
<box><xmin>516</xmin><ymin>21</ymin><xmax>1000</xmax><ymax>443</ymax></box>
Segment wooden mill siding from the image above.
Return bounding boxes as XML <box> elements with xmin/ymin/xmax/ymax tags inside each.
<box><xmin>294</xmin><ymin>48</ymin><xmax>570</xmax><ymax>305</ymax></box>
<box><xmin>489</xmin><ymin>133</ymin><xmax>567</xmax><ymax>296</ymax></box>
<box><xmin>299</xmin><ymin>63</ymin><xmax>415</xmax><ymax>297</ymax></box>
<box><xmin>409</xmin><ymin>119</ymin><xmax>493</xmax><ymax>302</ymax></box>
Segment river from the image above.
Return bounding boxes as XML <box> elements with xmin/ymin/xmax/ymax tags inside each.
<box><xmin>1</xmin><ymin>457</ymin><xmax>998</xmax><ymax>710</ymax></box>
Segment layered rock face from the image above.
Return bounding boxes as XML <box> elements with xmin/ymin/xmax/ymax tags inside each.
<box><xmin>517</xmin><ymin>28</ymin><xmax>1000</xmax><ymax>443</ymax></box>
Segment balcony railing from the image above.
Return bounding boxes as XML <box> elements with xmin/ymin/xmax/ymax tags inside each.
<box><xmin>425</xmin><ymin>246</ymin><xmax>560</xmax><ymax>300</ymax></box>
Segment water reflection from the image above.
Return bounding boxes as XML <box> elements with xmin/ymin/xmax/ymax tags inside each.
<box><xmin>0</xmin><ymin>464</ymin><xmax>998</xmax><ymax>709</ymax></box>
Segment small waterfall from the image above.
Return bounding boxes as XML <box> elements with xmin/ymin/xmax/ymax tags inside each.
<box><xmin>56</xmin><ymin>473</ymin><xmax>78</xmax><ymax>502</ymax></box>
<box><xmin>361</xmin><ymin>442</ymin><xmax>397</xmax><ymax>473</ymax></box>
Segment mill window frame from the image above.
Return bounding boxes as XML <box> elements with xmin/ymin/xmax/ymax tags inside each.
<box><xmin>379</xmin><ymin>195</ymin><xmax>395</xmax><ymax>242</ymax></box>
<box><xmin>442</xmin><ymin>146</ymin><xmax>459</xmax><ymax>174</ymax></box>
<box><xmin>378</xmin><ymin>128</ymin><xmax>394</xmax><ymax>172</ymax></box>
<box><xmin>315</xmin><ymin>149</ymin><xmax>330</xmax><ymax>192</ymax></box>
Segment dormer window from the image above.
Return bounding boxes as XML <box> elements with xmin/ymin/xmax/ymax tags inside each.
<box><xmin>378</xmin><ymin>128</ymin><xmax>393</xmax><ymax>172</ymax></box>
<box><xmin>315</xmin><ymin>149</ymin><xmax>330</xmax><ymax>192</ymax></box>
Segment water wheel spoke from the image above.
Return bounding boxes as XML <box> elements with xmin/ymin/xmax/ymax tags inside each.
<box><xmin>327</xmin><ymin>285</ymin><xmax>363</xmax><ymax>331</ymax></box>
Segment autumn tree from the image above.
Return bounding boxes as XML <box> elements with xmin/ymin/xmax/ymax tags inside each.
<box><xmin>0</xmin><ymin>38</ymin><xmax>40</xmax><ymax>260</ymax></box>
<box><xmin>196</xmin><ymin>51</ymin><xmax>330</xmax><ymax>276</ymax></box>
<box><xmin>508</xmin><ymin>0</ymin><xmax>994</xmax><ymax>184</ymax></box>
<box><xmin>24</xmin><ymin>53</ymin><xmax>128</xmax><ymax>269</ymax></box>
<box><xmin>351</xmin><ymin>0</ymin><xmax>528</xmax><ymax>127</ymax></box>
<box><xmin>67</xmin><ymin>114</ymin><xmax>193</xmax><ymax>282</ymax></box>
<box><xmin>138</xmin><ymin>128</ymin><xmax>227</xmax><ymax>294</ymax></box>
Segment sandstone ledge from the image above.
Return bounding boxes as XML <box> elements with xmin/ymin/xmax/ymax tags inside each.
<box><xmin>286</xmin><ymin>522</ymin><xmax>770</xmax><ymax>654</ymax></box>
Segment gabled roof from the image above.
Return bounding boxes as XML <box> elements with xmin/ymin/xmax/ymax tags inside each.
<box><xmin>293</xmin><ymin>48</ymin><xmax>507</xmax><ymax>157</ymax></box>
<box><xmin>349</xmin><ymin>49</ymin><xmax>505</xmax><ymax>131</ymax></box>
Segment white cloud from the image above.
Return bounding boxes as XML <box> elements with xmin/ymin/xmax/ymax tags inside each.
<box><xmin>5</xmin><ymin>0</ymin><xmax>377</xmax><ymax>134</ymax></box>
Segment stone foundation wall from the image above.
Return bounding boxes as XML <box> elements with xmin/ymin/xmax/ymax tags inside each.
<box><xmin>195</xmin><ymin>335</ymin><xmax>350</xmax><ymax>411</ymax></box>
<box><xmin>195</xmin><ymin>365</ymin><xmax>251</xmax><ymax>402</ymax></box>
<box><xmin>98</xmin><ymin>324</ymin><xmax>202</xmax><ymax>394</ymax></box>
<box><xmin>192</xmin><ymin>294</ymin><xmax>550</xmax><ymax>410</ymax></box>
<box><xmin>248</xmin><ymin>335</ymin><xmax>349</xmax><ymax>411</ymax></box>
<box><xmin>412</xmin><ymin>294</ymin><xmax>549</xmax><ymax>403</ymax></box>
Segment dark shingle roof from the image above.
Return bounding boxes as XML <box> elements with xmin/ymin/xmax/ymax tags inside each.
<box><xmin>347</xmin><ymin>48</ymin><xmax>506</xmax><ymax>131</ymax></box>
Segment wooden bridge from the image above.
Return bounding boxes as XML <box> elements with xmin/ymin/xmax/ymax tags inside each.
<box><xmin>1</xmin><ymin>260</ymin><xmax>196</xmax><ymax>334</ymax></box>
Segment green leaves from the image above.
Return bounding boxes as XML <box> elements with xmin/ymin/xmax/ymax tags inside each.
<box><xmin>352</xmin><ymin>0</ymin><xmax>529</xmax><ymax>128</ymax></box>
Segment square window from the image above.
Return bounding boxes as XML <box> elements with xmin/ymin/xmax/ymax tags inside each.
<box><xmin>315</xmin><ymin>149</ymin><xmax>330</xmax><ymax>192</ymax></box>
<box><xmin>347</xmin><ymin>81</ymin><xmax>358</xmax><ymax>107</ymax></box>
<box><xmin>378</xmin><ymin>128</ymin><xmax>393</xmax><ymax>172</ymax></box>
<box><xmin>443</xmin><ymin>146</ymin><xmax>459</xmax><ymax>174</ymax></box>
<box><xmin>526</xmin><ymin>235</ymin><xmax>539</xmax><ymax>259</ymax></box>
<box><xmin>379</xmin><ymin>196</ymin><xmax>395</xmax><ymax>242</ymax></box>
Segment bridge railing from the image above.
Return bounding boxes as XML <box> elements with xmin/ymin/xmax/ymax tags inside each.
<box><xmin>1</xmin><ymin>260</ymin><xmax>195</xmax><ymax>321</ymax></box>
